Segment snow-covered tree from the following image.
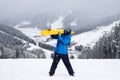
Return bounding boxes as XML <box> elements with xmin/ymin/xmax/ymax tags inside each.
<box><xmin>78</xmin><ymin>22</ymin><xmax>120</xmax><ymax>59</ymax></box>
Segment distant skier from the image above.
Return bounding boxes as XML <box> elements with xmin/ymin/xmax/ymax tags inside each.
<box><xmin>49</xmin><ymin>28</ymin><xmax>74</xmax><ymax>76</ymax></box>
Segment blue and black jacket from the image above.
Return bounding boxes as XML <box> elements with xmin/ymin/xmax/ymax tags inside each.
<box><xmin>51</xmin><ymin>34</ymin><xmax>71</xmax><ymax>55</ymax></box>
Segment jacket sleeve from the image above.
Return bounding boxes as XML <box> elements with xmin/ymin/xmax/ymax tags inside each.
<box><xmin>50</xmin><ymin>35</ymin><xmax>58</xmax><ymax>39</ymax></box>
<box><xmin>58</xmin><ymin>36</ymin><xmax>71</xmax><ymax>45</ymax></box>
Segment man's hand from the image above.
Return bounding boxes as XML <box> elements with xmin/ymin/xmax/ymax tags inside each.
<box><xmin>58</xmin><ymin>32</ymin><xmax>62</xmax><ymax>36</ymax></box>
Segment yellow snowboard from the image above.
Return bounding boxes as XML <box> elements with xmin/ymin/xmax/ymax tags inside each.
<box><xmin>41</xmin><ymin>29</ymin><xmax>75</xmax><ymax>36</ymax></box>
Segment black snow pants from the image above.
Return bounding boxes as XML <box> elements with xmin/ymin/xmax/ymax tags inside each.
<box><xmin>49</xmin><ymin>53</ymin><xmax>74</xmax><ymax>75</ymax></box>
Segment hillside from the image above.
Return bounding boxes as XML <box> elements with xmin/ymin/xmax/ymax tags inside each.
<box><xmin>75</xmin><ymin>13</ymin><xmax>120</xmax><ymax>34</ymax></box>
<box><xmin>0</xmin><ymin>24</ymin><xmax>36</xmax><ymax>45</ymax></box>
<box><xmin>0</xmin><ymin>24</ymin><xmax>46</xmax><ymax>59</ymax></box>
<box><xmin>77</xmin><ymin>21</ymin><xmax>120</xmax><ymax>59</ymax></box>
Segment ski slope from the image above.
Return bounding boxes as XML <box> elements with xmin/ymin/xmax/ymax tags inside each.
<box><xmin>0</xmin><ymin>59</ymin><xmax>120</xmax><ymax>80</ymax></box>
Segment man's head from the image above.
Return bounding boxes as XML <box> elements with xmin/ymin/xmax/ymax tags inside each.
<box><xmin>64</xmin><ymin>28</ymin><xmax>71</xmax><ymax>35</ymax></box>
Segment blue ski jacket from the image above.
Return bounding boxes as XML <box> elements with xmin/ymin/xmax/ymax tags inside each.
<box><xmin>51</xmin><ymin>34</ymin><xmax>71</xmax><ymax>54</ymax></box>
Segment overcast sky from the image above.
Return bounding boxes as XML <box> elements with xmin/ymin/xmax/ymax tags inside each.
<box><xmin>0</xmin><ymin>0</ymin><xmax>120</xmax><ymax>20</ymax></box>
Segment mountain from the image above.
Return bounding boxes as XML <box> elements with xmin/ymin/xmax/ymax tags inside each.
<box><xmin>90</xmin><ymin>21</ymin><xmax>120</xmax><ymax>59</ymax></box>
<box><xmin>12</xmin><ymin>11</ymin><xmax>120</xmax><ymax>44</ymax></box>
<box><xmin>11</xmin><ymin>10</ymin><xmax>97</xmax><ymax>30</ymax></box>
<box><xmin>13</xmin><ymin>20</ymin><xmax>120</xmax><ymax>59</ymax></box>
<box><xmin>0</xmin><ymin>24</ymin><xmax>36</xmax><ymax>45</ymax></box>
<box><xmin>6</xmin><ymin>10</ymin><xmax>119</xmax><ymax>34</ymax></box>
<box><xmin>0</xmin><ymin>24</ymin><xmax>47</xmax><ymax>59</ymax></box>
<box><xmin>1</xmin><ymin>10</ymin><xmax>120</xmax><ymax>59</ymax></box>
<box><xmin>75</xmin><ymin>13</ymin><xmax>120</xmax><ymax>34</ymax></box>
<box><xmin>2</xmin><ymin>20</ymin><xmax>119</xmax><ymax>59</ymax></box>
<box><xmin>46</xmin><ymin>20</ymin><xmax>120</xmax><ymax>47</ymax></box>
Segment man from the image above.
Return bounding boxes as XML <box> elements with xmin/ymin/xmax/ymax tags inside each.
<box><xmin>49</xmin><ymin>28</ymin><xmax>74</xmax><ymax>76</ymax></box>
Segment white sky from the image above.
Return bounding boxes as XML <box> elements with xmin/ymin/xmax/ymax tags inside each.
<box><xmin>0</xmin><ymin>0</ymin><xmax>120</xmax><ymax>20</ymax></box>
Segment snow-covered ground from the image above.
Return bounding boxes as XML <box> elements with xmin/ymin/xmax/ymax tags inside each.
<box><xmin>0</xmin><ymin>59</ymin><xmax>120</xmax><ymax>80</ymax></box>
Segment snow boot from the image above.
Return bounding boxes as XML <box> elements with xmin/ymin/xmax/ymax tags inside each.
<box><xmin>70</xmin><ymin>73</ymin><xmax>74</xmax><ymax>76</ymax></box>
<box><xmin>49</xmin><ymin>72</ymin><xmax>54</xmax><ymax>76</ymax></box>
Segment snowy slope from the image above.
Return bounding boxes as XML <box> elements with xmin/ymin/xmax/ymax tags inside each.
<box><xmin>0</xmin><ymin>59</ymin><xmax>120</xmax><ymax>80</ymax></box>
<box><xmin>14</xmin><ymin>25</ymin><xmax>40</xmax><ymax>39</ymax></box>
<box><xmin>72</xmin><ymin>21</ymin><xmax>120</xmax><ymax>47</ymax></box>
<box><xmin>14</xmin><ymin>25</ymin><xmax>54</xmax><ymax>58</ymax></box>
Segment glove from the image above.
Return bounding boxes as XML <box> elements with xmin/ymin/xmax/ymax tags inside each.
<box><xmin>58</xmin><ymin>32</ymin><xmax>62</xmax><ymax>36</ymax></box>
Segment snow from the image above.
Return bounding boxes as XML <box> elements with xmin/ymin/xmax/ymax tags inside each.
<box><xmin>70</xmin><ymin>18</ymin><xmax>77</xmax><ymax>26</ymax></box>
<box><xmin>27</xmin><ymin>43</ymin><xmax>40</xmax><ymax>51</ymax></box>
<box><xmin>72</xmin><ymin>20</ymin><xmax>120</xmax><ymax>48</ymax></box>
<box><xmin>51</xmin><ymin>15</ymin><xmax>65</xmax><ymax>29</ymax></box>
<box><xmin>27</xmin><ymin>43</ymin><xmax>53</xmax><ymax>59</ymax></box>
<box><xmin>14</xmin><ymin>25</ymin><xmax>40</xmax><ymax>39</ymax></box>
<box><xmin>46</xmin><ymin>39</ymin><xmax>57</xmax><ymax>46</ymax></box>
<box><xmin>0</xmin><ymin>59</ymin><xmax>120</xmax><ymax>80</ymax></box>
